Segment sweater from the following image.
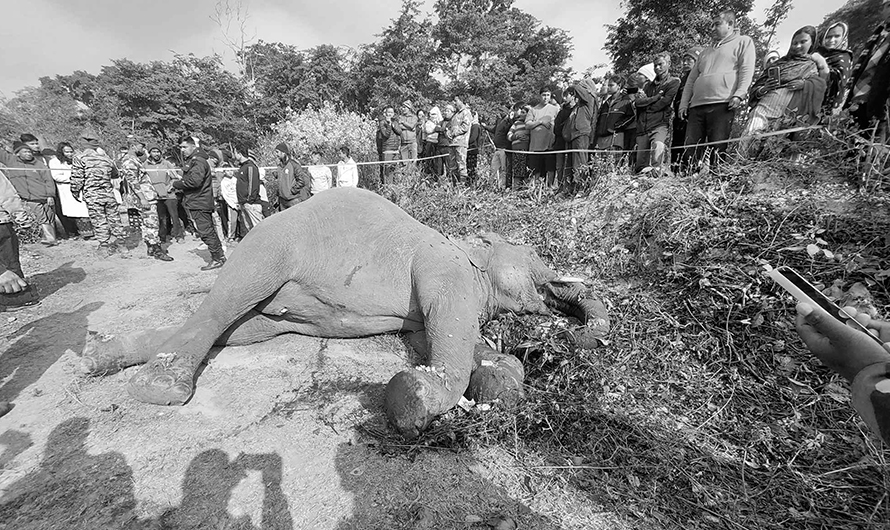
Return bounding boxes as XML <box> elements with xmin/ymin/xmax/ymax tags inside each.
<box><xmin>679</xmin><ymin>31</ymin><xmax>757</xmax><ymax>111</ymax></box>
<box><xmin>377</xmin><ymin>119</ymin><xmax>401</xmax><ymax>153</ymax></box>
<box><xmin>525</xmin><ymin>103</ymin><xmax>559</xmax><ymax>151</ymax></box>
<box><xmin>144</xmin><ymin>159</ymin><xmax>178</xmax><ymax>199</ymax></box>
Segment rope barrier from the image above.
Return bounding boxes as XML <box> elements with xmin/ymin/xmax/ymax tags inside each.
<box><xmin>0</xmin><ymin>125</ymin><xmax>832</xmax><ymax>173</ymax></box>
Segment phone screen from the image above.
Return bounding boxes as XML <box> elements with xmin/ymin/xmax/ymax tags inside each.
<box><xmin>768</xmin><ymin>66</ymin><xmax>781</xmax><ymax>83</ymax></box>
<box><xmin>768</xmin><ymin>266</ymin><xmax>884</xmax><ymax>344</ymax></box>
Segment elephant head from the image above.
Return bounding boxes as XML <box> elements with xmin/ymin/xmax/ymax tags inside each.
<box><xmin>459</xmin><ymin>233</ymin><xmax>609</xmax><ymax>335</ymax></box>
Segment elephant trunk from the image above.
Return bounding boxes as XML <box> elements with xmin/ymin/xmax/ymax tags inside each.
<box><xmin>543</xmin><ymin>280</ymin><xmax>610</xmax><ymax>342</ymax></box>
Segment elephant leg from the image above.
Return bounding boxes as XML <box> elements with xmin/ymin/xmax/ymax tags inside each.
<box><xmin>78</xmin><ymin>326</ymin><xmax>178</xmax><ymax>375</ymax></box>
<box><xmin>127</xmin><ymin>234</ymin><xmax>294</xmax><ymax>406</ymax></box>
<box><xmin>404</xmin><ymin>331</ymin><xmax>525</xmax><ymax>406</ymax></box>
<box><xmin>465</xmin><ymin>344</ymin><xmax>525</xmax><ymax>406</ymax></box>
<box><xmin>386</xmin><ymin>269</ymin><xmax>479</xmax><ymax>439</ymax></box>
<box><xmin>79</xmin><ymin>311</ymin><xmax>304</xmax><ymax>376</ymax></box>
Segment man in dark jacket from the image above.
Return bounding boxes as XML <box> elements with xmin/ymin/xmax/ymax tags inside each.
<box><xmin>233</xmin><ymin>143</ymin><xmax>263</xmax><ymax>234</ymax></box>
<box><xmin>274</xmin><ymin>142</ymin><xmax>309</xmax><ymax>210</ymax></box>
<box><xmin>561</xmin><ymin>83</ymin><xmax>594</xmax><ymax>193</ymax></box>
<box><xmin>0</xmin><ymin>141</ymin><xmax>58</xmax><ymax>245</ymax></box>
<box><xmin>172</xmin><ymin>136</ymin><xmax>225</xmax><ymax>270</ymax></box>
<box><xmin>671</xmin><ymin>47</ymin><xmax>703</xmax><ymax>174</ymax></box>
<box><xmin>635</xmin><ymin>52</ymin><xmax>680</xmax><ymax>174</ymax></box>
<box><xmin>377</xmin><ymin>106</ymin><xmax>401</xmax><ymax>185</ymax></box>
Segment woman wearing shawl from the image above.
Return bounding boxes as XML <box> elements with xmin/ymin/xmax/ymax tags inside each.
<box><xmin>845</xmin><ymin>0</ymin><xmax>890</xmax><ymax>131</ymax></box>
<box><xmin>817</xmin><ymin>22</ymin><xmax>853</xmax><ymax>114</ymax></box>
<box><xmin>744</xmin><ymin>26</ymin><xmax>827</xmax><ymax>135</ymax></box>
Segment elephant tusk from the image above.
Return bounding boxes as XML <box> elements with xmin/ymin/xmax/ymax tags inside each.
<box><xmin>554</xmin><ymin>276</ymin><xmax>586</xmax><ymax>284</ymax></box>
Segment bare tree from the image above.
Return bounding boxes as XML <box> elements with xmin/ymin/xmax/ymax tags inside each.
<box><xmin>210</xmin><ymin>0</ymin><xmax>257</xmax><ymax>81</ymax></box>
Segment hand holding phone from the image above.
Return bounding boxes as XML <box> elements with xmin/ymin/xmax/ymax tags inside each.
<box><xmin>767</xmin><ymin>265</ymin><xmax>883</xmax><ymax>345</ymax></box>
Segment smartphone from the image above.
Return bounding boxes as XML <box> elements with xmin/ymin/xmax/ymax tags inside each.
<box><xmin>768</xmin><ymin>66</ymin><xmax>781</xmax><ymax>84</ymax></box>
<box><xmin>767</xmin><ymin>265</ymin><xmax>884</xmax><ymax>344</ymax></box>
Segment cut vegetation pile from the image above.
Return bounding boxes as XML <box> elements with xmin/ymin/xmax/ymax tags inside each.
<box><xmin>367</xmin><ymin>139</ymin><xmax>890</xmax><ymax>529</ymax></box>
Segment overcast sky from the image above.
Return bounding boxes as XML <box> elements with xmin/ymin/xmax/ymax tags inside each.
<box><xmin>1</xmin><ymin>0</ymin><xmax>847</xmax><ymax>98</ymax></box>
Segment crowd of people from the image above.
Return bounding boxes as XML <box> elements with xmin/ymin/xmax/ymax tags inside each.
<box><xmin>377</xmin><ymin>11</ymin><xmax>878</xmax><ymax>195</ymax></box>
<box><xmin>5</xmin><ymin>6</ymin><xmax>890</xmax><ymax>443</ymax></box>
<box><xmin>0</xmin><ymin>130</ymin><xmax>360</xmax><ymax>309</ymax></box>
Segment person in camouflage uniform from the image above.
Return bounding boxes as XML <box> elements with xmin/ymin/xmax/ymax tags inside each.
<box><xmin>120</xmin><ymin>142</ymin><xmax>172</xmax><ymax>261</ymax></box>
<box><xmin>70</xmin><ymin>133</ymin><xmax>126</xmax><ymax>252</ymax></box>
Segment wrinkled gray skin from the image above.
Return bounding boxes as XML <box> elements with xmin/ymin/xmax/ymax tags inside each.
<box><xmin>83</xmin><ymin>188</ymin><xmax>608</xmax><ymax>438</ymax></box>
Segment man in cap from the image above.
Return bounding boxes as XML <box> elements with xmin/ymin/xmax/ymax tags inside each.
<box><xmin>173</xmin><ymin>136</ymin><xmax>225</xmax><ymax>270</ymax></box>
<box><xmin>398</xmin><ymin>100</ymin><xmax>419</xmax><ymax>164</ymax></box>
<box><xmin>671</xmin><ymin>46</ymin><xmax>703</xmax><ymax>174</ymax></box>
<box><xmin>71</xmin><ymin>131</ymin><xmax>127</xmax><ymax>253</ymax></box>
<box><xmin>120</xmin><ymin>141</ymin><xmax>172</xmax><ymax>261</ymax></box>
<box><xmin>144</xmin><ymin>146</ymin><xmax>183</xmax><ymax>243</ymax></box>
<box><xmin>274</xmin><ymin>142</ymin><xmax>309</xmax><ymax>210</ymax></box>
<box><xmin>0</xmin><ymin>139</ymin><xmax>59</xmax><ymax>245</ymax></box>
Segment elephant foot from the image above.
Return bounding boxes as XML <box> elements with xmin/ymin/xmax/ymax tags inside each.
<box><xmin>126</xmin><ymin>354</ymin><xmax>196</xmax><ymax>406</ymax></box>
<box><xmin>466</xmin><ymin>349</ymin><xmax>525</xmax><ymax>406</ymax></box>
<box><xmin>385</xmin><ymin>369</ymin><xmax>448</xmax><ymax>439</ymax></box>
<box><xmin>77</xmin><ymin>331</ymin><xmax>130</xmax><ymax>375</ymax></box>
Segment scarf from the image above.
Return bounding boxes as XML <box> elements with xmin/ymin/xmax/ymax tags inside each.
<box><xmin>846</xmin><ymin>24</ymin><xmax>890</xmax><ymax>109</ymax></box>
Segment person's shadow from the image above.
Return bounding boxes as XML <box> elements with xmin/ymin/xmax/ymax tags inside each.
<box><xmin>0</xmin><ymin>417</ymin><xmax>139</xmax><ymax>529</ymax></box>
<box><xmin>24</xmin><ymin>261</ymin><xmax>86</xmax><ymax>300</ymax></box>
<box><xmin>0</xmin><ymin>301</ymin><xmax>103</xmax><ymax>405</ymax></box>
<box><xmin>159</xmin><ymin>449</ymin><xmax>294</xmax><ymax>530</ymax></box>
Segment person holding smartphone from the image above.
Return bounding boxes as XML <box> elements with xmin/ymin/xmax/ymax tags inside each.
<box><xmin>743</xmin><ymin>26</ymin><xmax>828</xmax><ymax>136</ymax></box>
<box><xmin>796</xmin><ymin>302</ymin><xmax>890</xmax><ymax>443</ymax></box>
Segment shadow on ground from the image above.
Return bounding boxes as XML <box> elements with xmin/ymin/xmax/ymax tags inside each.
<box><xmin>0</xmin><ymin>418</ymin><xmax>295</xmax><ymax>530</ymax></box>
<box><xmin>0</xmin><ymin>301</ymin><xmax>102</xmax><ymax>404</ymax></box>
<box><xmin>25</xmin><ymin>261</ymin><xmax>86</xmax><ymax>300</ymax></box>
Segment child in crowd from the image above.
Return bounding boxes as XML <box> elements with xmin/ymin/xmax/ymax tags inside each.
<box><xmin>337</xmin><ymin>146</ymin><xmax>359</xmax><ymax>188</ymax></box>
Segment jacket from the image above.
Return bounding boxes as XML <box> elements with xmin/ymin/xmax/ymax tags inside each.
<box><xmin>525</xmin><ymin>103</ymin><xmax>559</xmax><ymax>151</ymax></box>
<box><xmin>172</xmin><ymin>150</ymin><xmax>215</xmax><ymax>210</ymax></box>
<box><xmin>398</xmin><ymin>113</ymin><xmax>418</xmax><ymax>144</ymax></box>
<box><xmin>0</xmin><ymin>169</ymin><xmax>28</xmax><ymax>226</ymax></box>
<box><xmin>144</xmin><ymin>159</ymin><xmax>178</xmax><ymax>199</ymax></box>
<box><xmin>0</xmin><ymin>150</ymin><xmax>56</xmax><ymax>202</ymax></box>
<box><xmin>235</xmin><ymin>159</ymin><xmax>262</xmax><ymax>205</ymax></box>
<box><xmin>447</xmin><ymin>108</ymin><xmax>473</xmax><ymax>148</ymax></box>
<box><xmin>596</xmin><ymin>93</ymin><xmax>635</xmax><ymax>138</ymax></box>
<box><xmin>468</xmin><ymin>123</ymin><xmax>482</xmax><ymax>153</ymax></box>
<box><xmin>563</xmin><ymin>83</ymin><xmax>595</xmax><ymax>142</ymax></box>
<box><xmin>277</xmin><ymin>157</ymin><xmax>309</xmax><ymax>203</ymax></box>
<box><xmin>488</xmin><ymin>116</ymin><xmax>512</xmax><ymax>149</ymax></box>
<box><xmin>679</xmin><ymin>30</ymin><xmax>756</xmax><ymax>111</ymax></box>
<box><xmin>71</xmin><ymin>147</ymin><xmax>119</xmax><ymax>204</ymax></box>
<box><xmin>635</xmin><ymin>74</ymin><xmax>681</xmax><ymax>132</ymax></box>
<box><xmin>377</xmin><ymin>118</ymin><xmax>401</xmax><ymax>152</ymax></box>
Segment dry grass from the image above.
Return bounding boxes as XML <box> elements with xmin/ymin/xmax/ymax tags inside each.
<box><xmin>361</xmin><ymin>135</ymin><xmax>890</xmax><ymax>529</ymax></box>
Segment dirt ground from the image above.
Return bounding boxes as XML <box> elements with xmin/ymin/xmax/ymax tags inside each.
<box><xmin>0</xmin><ymin>235</ymin><xmax>628</xmax><ymax>530</ymax></box>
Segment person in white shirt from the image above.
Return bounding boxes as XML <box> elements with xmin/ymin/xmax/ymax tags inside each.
<box><xmin>336</xmin><ymin>146</ymin><xmax>359</xmax><ymax>188</ymax></box>
<box><xmin>307</xmin><ymin>151</ymin><xmax>332</xmax><ymax>195</ymax></box>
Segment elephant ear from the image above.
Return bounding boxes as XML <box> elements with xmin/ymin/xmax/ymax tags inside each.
<box><xmin>458</xmin><ymin>233</ymin><xmax>502</xmax><ymax>272</ymax></box>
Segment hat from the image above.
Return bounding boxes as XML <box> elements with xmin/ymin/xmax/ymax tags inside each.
<box><xmin>402</xmin><ymin>100</ymin><xmax>415</xmax><ymax>112</ymax></box>
<box><xmin>684</xmin><ymin>46</ymin><xmax>704</xmax><ymax>60</ymax></box>
<box><xmin>275</xmin><ymin>142</ymin><xmax>291</xmax><ymax>156</ymax></box>
<box><xmin>637</xmin><ymin>63</ymin><xmax>656</xmax><ymax>82</ymax></box>
<box><xmin>81</xmin><ymin>129</ymin><xmax>100</xmax><ymax>148</ymax></box>
<box><xmin>12</xmin><ymin>141</ymin><xmax>28</xmax><ymax>154</ymax></box>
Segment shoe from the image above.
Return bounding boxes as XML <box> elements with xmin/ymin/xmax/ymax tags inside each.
<box><xmin>148</xmin><ymin>243</ymin><xmax>173</xmax><ymax>261</ymax></box>
<box><xmin>0</xmin><ymin>286</ymin><xmax>40</xmax><ymax>310</ymax></box>
<box><xmin>200</xmin><ymin>259</ymin><xmax>226</xmax><ymax>271</ymax></box>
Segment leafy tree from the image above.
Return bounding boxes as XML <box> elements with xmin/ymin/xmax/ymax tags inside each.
<box><xmin>346</xmin><ymin>0</ymin><xmax>443</xmax><ymax>112</ymax></box>
<box><xmin>0</xmin><ymin>86</ymin><xmax>93</xmax><ymax>148</ymax></box>
<box><xmin>242</xmin><ymin>42</ymin><xmax>349</xmax><ymax>129</ymax></box>
<box><xmin>433</xmin><ymin>0</ymin><xmax>572</xmax><ymax>117</ymax></box>
<box><xmin>761</xmin><ymin>0</ymin><xmax>794</xmax><ymax>52</ymax></box>
<box><xmin>604</xmin><ymin>0</ymin><xmax>764</xmax><ymax>75</ymax></box>
<box><xmin>97</xmin><ymin>54</ymin><xmax>254</xmax><ymax>148</ymax></box>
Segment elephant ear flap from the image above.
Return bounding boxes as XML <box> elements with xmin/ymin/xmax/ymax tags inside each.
<box><xmin>462</xmin><ymin>234</ymin><xmax>496</xmax><ymax>272</ymax></box>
